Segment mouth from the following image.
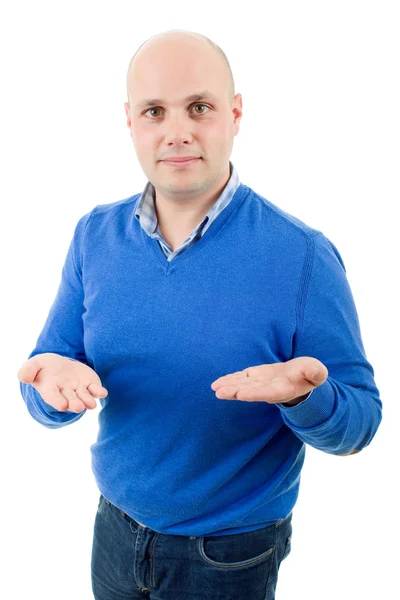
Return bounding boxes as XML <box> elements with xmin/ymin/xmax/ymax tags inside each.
<box><xmin>161</xmin><ymin>158</ymin><xmax>201</xmax><ymax>168</ymax></box>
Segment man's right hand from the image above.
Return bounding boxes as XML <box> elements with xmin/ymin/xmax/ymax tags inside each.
<box><xmin>17</xmin><ymin>352</ymin><xmax>108</xmax><ymax>413</ymax></box>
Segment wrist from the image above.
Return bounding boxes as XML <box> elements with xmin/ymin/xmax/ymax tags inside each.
<box><xmin>280</xmin><ymin>393</ymin><xmax>310</xmax><ymax>407</ymax></box>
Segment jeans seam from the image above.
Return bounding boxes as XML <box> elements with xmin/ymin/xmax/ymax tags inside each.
<box><xmin>196</xmin><ymin>538</ymin><xmax>276</xmax><ymax>569</ymax></box>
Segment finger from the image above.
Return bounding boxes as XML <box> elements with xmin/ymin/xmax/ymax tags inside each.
<box><xmin>214</xmin><ymin>381</ymin><xmax>263</xmax><ymax>400</ymax></box>
<box><xmin>76</xmin><ymin>387</ymin><xmax>98</xmax><ymax>409</ymax></box>
<box><xmin>212</xmin><ymin>364</ymin><xmax>286</xmax><ymax>390</ymax></box>
<box><xmin>235</xmin><ymin>382</ymin><xmax>284</xmax><ymax>402</ymax></box>
<box><xmin>211</xmin><ymin>372</ymin><xmax>250</xmax><ymax>389</ymax></box>
<box><xmin>216</xmin><ymin>379</ymin><xmax>297</xmax><ymax>403</ymax></box>
<box><xmin>87</xmin><ymin>383</ymin><xmax>108</xmax><ymax>398</ymax></box>
<box><xmin>38</xmin><ymin>385</ymin><xmax>69</xmax><ymax>411</ymax></box>
<box><xmin>214</xmin><ymin>377</ymin><xmax>265</xmax><ymax>396</ymax></box>
<box><xmin>59</xmin><ymin>386</ymin><xmax>86</xmax><ymax>413</ymax></box>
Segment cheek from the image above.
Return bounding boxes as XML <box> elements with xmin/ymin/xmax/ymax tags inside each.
<box><xmin>131</xmin><ymin>127</ymin><xmax>153</xmax><ymax>153</ymax></box>
<box><xmin>208</xmin><ymin>121</ymin><xmax>230</xmax><ymax>142</ymax></box>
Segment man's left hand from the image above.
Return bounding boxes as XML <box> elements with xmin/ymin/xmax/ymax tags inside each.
<box><xmin>210</xmin><ymin>357</ymin><xmax>328</xmax><ymax>404</ymax></box>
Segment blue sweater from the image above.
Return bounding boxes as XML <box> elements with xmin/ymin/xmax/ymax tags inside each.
<box><xmin>20</xmin><ymin>161</ymin><xmax>382</xmax><ymax>536</ymax></box>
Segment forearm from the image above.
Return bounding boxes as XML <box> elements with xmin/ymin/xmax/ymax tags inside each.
<box><xmin>20</xmin><ymin>380</ymin><xmax>86</xmax><ymax>429</ymax></box>
<box><xmin>277</xmin><ymin>377</ymin><xmax>382</xmax><ymax>455</ymax></box>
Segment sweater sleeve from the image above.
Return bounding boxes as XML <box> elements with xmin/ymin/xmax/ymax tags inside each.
<box><xmin>276</xmin><ymin>232</ymin><xmax>382</xmax><ymax>456</ymax></box>
<box><xmin>19</xmin><ymin>209</ymin><xmax>94</xmax><ymax>429</ymax></box>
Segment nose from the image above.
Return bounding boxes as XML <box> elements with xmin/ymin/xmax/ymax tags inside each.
<box><xmin>163</xmin><ymin>114</ymin><xmax>196</xmax><ymax>145</ymax></box>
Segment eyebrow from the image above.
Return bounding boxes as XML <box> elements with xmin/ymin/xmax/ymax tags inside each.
<box><xmin>136</xmin><ymin>91</ymin><xmax>217</xmax><ymax>110</ymax></box>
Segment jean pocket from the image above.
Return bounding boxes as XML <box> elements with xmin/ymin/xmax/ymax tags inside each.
<box><xmin>197</xmin><ymin>530</ymin><xmax>276</xmax><ymax>570</ymax></box>
<box><xmin>97</xmin><ymin>494</ymin><xmax>106</xmax><ymax>514</ymax></box>
<box><xmin>282</xmin><ymin>534</ymin><xmax>292</xmax><ymax>561</ymax></box>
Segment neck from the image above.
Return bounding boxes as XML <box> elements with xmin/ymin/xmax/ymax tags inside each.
<box><xmin>154</xmin><ymin>164</ymin><xmax>231</xmax><ymax>233</ymax></box>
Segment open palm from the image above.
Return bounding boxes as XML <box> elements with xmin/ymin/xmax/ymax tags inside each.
<box><xmin>210</xmin><ymin>356</ymin><xmax>328</xmax><ymax>404</ymax></box>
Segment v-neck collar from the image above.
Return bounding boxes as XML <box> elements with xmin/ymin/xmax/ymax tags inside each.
<box><xmin>143</xmin><ymin>183</ymin><xmax>249</xmax><ymax>275</ymax></box>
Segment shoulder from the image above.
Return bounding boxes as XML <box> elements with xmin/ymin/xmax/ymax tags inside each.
<box><xmin>81</xmin><ymin>193</ymin><xmax>141</xmax><ymax>232</ymax></box>
<box><xmin>243</xmin><ymin>187</ymin><xmax>346</xmax><ymax>269</ymax></box>
<box><xmin>245</xmin><ymin>186</ymin><xmax>321</xmax><ymax>238</ymax></box>
<box><xmin>91</xmin><ymin>194</ymin><xmax>141</xmax><ymax>216</ymax></box>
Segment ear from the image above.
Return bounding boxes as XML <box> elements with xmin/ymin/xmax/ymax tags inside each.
<box><xmin>124</xmin><ymin>102</ymin><xmax>131</xmax><ymax>127</ymax></box>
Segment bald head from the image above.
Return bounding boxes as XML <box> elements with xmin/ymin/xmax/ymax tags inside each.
<box><xmin>126</xmin><ymin>29</ymin><xmax>235</xmax><ymax>107</ymax></box>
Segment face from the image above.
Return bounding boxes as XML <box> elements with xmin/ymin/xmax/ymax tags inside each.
<box><xmin>124</xmin><ymin>37</ymin><xmax>243</xmax><ymax>204</ymax></box>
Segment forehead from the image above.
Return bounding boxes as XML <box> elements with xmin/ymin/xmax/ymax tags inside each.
<box><xmin>128</xmin><ymin>42</ymin><xmax>227</xmax><ymax>108</ymax></box>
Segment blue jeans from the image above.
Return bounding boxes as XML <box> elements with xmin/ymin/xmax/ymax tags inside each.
<box><xmin>91</xmin><ymin>494</ymin><xmax>293</xmax><ymax>600</ymax></box>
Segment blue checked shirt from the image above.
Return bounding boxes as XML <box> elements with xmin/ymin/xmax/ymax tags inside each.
<box><xmin>134</xmin><ymin>160</ymin><xmax>241</xmax><ymax>261</ymax></box>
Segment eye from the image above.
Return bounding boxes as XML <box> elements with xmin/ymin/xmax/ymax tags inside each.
<box><xmin>144</xmin><ymin>103</ymin><xmax>210</xmax><ymax>118</ymax></box>
<box><xmin>192</xmin><ymin>103</ymin><xmax>209</xmax><ymax>115</ymax></box>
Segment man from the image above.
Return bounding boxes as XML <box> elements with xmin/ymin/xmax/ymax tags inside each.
<box><xmin>18</xmin><ymin>29</ymin><xmax>382</xmax><ymax>599</ymax></box>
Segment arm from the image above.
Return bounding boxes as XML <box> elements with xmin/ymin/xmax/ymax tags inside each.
<box><xmin>276</xmin><ymin>232</ymin><xmax>382</xmax><ymax>455</ymax></box>
<box><xmin>19</xmin><ymin>209</ymin><xmax>94</xmax><ymax>428</ymax></box>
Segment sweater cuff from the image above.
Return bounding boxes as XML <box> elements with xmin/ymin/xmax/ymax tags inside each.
<box><xmin>280</xmin><ymin>388</ymin><xmax>314</xmax><ymax>407</ymax></box>
<box><xmin>276</xmin><ymin>379</ymin><xmax>335</xmax><ymax>428</ymax></box>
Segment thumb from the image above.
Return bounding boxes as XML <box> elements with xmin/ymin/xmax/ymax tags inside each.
<box><xmin>17</xmin><ymin>358</ymin><xmax>40</xmax><ymax>384</ymax></box>
<box><xmin>307</xmin><ymin>363</ymin><xmax>328</xmax><ymax>386</ymax></box>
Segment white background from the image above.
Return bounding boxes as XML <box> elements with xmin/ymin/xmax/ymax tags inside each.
<box><xmin>2</xmin><ymin>1</ymin><xmax>399</xmax><ymax>598</ymax></box>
